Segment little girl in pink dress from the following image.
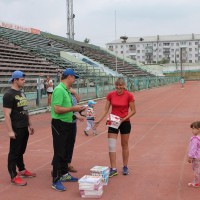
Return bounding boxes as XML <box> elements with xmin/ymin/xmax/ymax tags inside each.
<box><xmin>188</xmin><ymin>121</ymin><xmax>200</xmax><ymax>188</ymax></box>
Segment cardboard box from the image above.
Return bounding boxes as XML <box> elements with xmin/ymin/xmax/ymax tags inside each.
<box><xmin>78</xmin><ymin>175</ymin><xmax>104</xmax><ymax>198</ymax></box>
<box><xmin>106</xmin><ymin>114</ymin><xmax>121</xmax><ymax>129</ymax></box>
<box><xmin>90</xmin><ymin>166</ymin><xmax>109</xmax><ymax>186</ymax></box>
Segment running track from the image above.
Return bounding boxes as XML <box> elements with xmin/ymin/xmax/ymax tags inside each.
<box><xmin>0</xmin><ymin>81</ymin><xmax>200</xmax><ymax>200</ymax></box>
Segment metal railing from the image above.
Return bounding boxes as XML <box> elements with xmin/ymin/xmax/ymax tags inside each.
<box><xmin>0</xmin><ymin>75</ymin><xmax>179</xmax><ymax>119</ymax></box>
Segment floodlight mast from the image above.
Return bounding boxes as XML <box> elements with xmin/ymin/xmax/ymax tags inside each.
<box><xmin>66</xmin><ymin>0</ymin><xmax>75</xmax><ymax>40</ymax></box>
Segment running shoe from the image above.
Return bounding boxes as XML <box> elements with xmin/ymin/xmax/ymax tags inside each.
<box><xmin>52</xmin><ymin>180</ymin><xmax>66</xmax><ymax>191</ymax></box>
<box><xmin>18</xmin><ymin>169</ymin><xmax>36</xmax><ymax>178</ymax></box>
<box><xmin>68</xmin><ymin>166</ymin><xmax>77</xmax><ymax>173</ymax></box>
<box><xmin>122</xmin><ymin>166</ymin><xmax>129</xmax><ymax>175</ymax></box>
<box><xmin>109</xmin><ymin>168</ymin><xmax>118</xmax><ymax>178</ymax></box>
<box><xmin>11</xmin><ymin>175</ymin><xmax>27</xmax><ymax>186</ymax></box>
<box><xmin>60</xmin><ymin>173</ymin><xmax>78</xmax><ymax>182</ymax></box>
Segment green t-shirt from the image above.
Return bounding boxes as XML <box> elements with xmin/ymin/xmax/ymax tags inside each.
<box><xmin>51</xmin><ymin>82</ymin><xmax>73</xmax><ymax>122</ymax></box>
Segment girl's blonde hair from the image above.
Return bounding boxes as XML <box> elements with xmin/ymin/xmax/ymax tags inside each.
<box><xmin>115</xmin><ymin>77</ymin><xmax>127</xmax><ymax>90</ymax></box>
<box><xmin>190</xmin><ymin>121</ymin><xmax>200</xmax><ymax>129</ymax></box>
<box><xmin>115</xmin><ymin>77</ymin><xmax>126</xmax><ymax>85</ymax></box>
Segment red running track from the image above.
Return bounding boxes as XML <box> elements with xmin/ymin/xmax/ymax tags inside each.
<box><xmin>0</xmin><ymin>81</ymin><xmax>200</xmax><ymax>200</ymax></box>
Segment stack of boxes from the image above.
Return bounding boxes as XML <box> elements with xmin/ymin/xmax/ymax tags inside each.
<box><xmin>78</xmin><ymin>175</ymin><xmax>103</xmax><ymax>198</ymax></box>
<box><xmin>78</xmin><ymin>166</ymin><xmax>110</xmax><ymax>198</ymax></box>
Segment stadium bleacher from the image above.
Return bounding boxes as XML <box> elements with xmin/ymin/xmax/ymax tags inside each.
<box><xmin>0</xmin><ymin>37</ymin><xmax>58</xmax><ymax>92</ymax></box>
<box><xmin>0</xmin><ymin>25</ymin><xmax>155</xmax><ymax>93</ymax></box>
<box><xmin>41</xmin><ymin>32</ymin><xmax>154</xmax><ymax>77</ymax></box>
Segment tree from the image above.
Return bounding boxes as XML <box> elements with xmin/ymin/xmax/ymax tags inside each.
<box><xmin>84</xmin><ymin>38</ymin><xmax>90</xmax><ymax>44</ymax></box>
<box><xmin>158</xmin><ymin>58</ymin><xmax>169</xmax><ymax>64</ymax></box>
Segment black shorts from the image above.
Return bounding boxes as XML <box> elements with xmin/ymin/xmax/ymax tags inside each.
<box><xmin>108</xmin><ymin>121</ymin><xmax>131</xmax><ymax>134</ymax></box>
<box><xmin>47</xmin><ymin>91</ymin><xmax>53</xmax><ymax>95</ymax></box>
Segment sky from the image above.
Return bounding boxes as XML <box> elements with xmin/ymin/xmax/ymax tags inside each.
<box><xmin>0</xmin><ymin>0</ymin><xmax>200</xmax><ymax>47</ymax></box>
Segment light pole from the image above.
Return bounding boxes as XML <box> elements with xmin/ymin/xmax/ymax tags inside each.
<box><xmin>139</xmin><ymin>37</ymin><xmax>144</xmax><ymax>63</ymax></box>
<box><xmin>180</xmin><ymin>47</ymin><xmax>183</xmax><ymax>78</ymax></box>
<box><xmin>180</xmin><ymin>46</ymin><xmax>186</xmax><ymax>78</ymax></box>
<box><xmin>156</xmin><ymin>35</ymin><xmax>159</xmax><ymax>64</ymax></box>
<box><xmin>120</xmin><ymin>36</ymin><xmax>128</xmax><ymax>67</ymax></box>
<box><xmin>66</xmin><ymin>0</ymin><xmax>75</xmax><ymax>40</ymax></box>
<box><xmin>115</xmin><ymin>10</ymin><xmax>118</xmax><ymax>72</ymax></box>
<box><xmin>175</xmin><ymin>49</ymin><xmax>178</xmax><ymax>71</ymax></box>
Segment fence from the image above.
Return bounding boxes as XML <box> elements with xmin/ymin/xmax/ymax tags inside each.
<box><xmin>0</xmin><ymin>75</ymin><xmax>179</xmax><ymax>119</ymax></box>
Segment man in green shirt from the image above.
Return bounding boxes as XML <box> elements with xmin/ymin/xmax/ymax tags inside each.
<box><xmin>51</xmin><ymin>68</ymin><xmax>84</xmax><ymax>192</ymax></box>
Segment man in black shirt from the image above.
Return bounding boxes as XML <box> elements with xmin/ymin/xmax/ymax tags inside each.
<box><xmin>3</xmin><ymin>70</ymin><xmax>36</xmax><ymax>186</ymax></box>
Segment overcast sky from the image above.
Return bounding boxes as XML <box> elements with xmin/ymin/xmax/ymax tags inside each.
<box><xmin>0</xmin><ymin>0</ymin><xmax>200</xmax><ymax>47</ymax></box>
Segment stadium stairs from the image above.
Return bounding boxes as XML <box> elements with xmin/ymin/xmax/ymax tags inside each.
<box><xmin>0</xmin><ymin>37</ymin><xmax>58</xmax><ymax>93</ymax></box>
<box><xmin>0</xmin><ymin>26</ymin><xmax>155</xmax><ymax>93</ymax></box>
<box><xmin>0</xmin><ymin>27</ymin><xmax>105</xmax><ymax>77</ymax></box>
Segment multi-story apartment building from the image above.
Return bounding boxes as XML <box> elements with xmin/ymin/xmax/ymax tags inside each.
<box><xmin>106</xmin><ymin>34</ymin><xmax>200</xmax><ymax>64</ymax></box>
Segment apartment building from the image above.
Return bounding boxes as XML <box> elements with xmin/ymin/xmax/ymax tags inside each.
<box><xmin>106</xmin><ymin>34</ymin><xmax>200</xmax><ymax>64</ymax></box>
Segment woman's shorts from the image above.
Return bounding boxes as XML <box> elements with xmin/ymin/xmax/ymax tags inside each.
<box><xmin>47</xmin><ymin>91</ymin><xmax>53</xmax><ymax>95</ymax></box>
<box><xmin>108</xmin><ymin>121</ymin><xmax>131</xmax><ymax>134</ymax></box>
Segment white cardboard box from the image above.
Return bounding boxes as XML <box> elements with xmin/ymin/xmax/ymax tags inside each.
<box><xmin>90</xmin><ymin>166</ymin><xmax>109</xmax><ymax>186</ymax></box>
<box><xmin>79</xmin><ymin>175</ymin><xmax>104</xmax><ymax>198</ymax></box>
<box><xmin>106</xmin><ymin>114</ymin><xmax>121</xmax><ymax>129</ymax></box>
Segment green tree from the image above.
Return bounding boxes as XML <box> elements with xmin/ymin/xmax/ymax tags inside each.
<box><xmin>84</xmin><ymin>38</ymin><xmax>90</xmax><ymax>44</ymax></box>
<box><xmin>158</xmin><ymin>58</ymin><xmax>169</xmax><ymax>64</ymax></box>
